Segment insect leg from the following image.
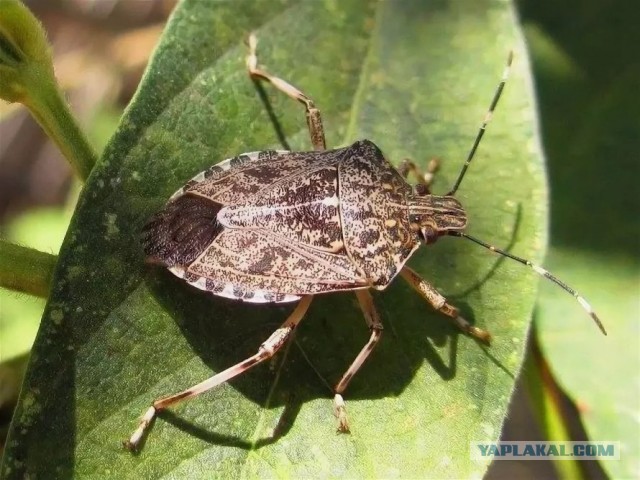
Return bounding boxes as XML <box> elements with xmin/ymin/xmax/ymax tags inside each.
<box><xmin>333</xmin><ymin>289</ymin><xmax>384</xmax><ymax>433</ymax></box>
<box><xmin>246</xmin><ymin>33</ymin><xmax>326</xmax><ymax>151</ymax></box>
<box><xmin>398</xmin><ymin>157</ymin><xmax>440</xmax><ymax>195</ymax></box>
<box><xmin>125</xmin><ymin>295</ymin><xmax>314</xmax><ymax>451</ymax></box>
<box><xmin>400</xmin><ymin>266</ymin><xmax>492</xmax><ymax>343</ymax></box>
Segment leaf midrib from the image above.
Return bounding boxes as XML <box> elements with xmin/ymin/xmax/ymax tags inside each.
<box><xmin>238</xmin><ymin>0</ymin><xmax>383</xmax><ymax>475</ymax></box>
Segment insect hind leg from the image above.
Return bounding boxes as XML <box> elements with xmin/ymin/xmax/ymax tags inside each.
<box><xmin>400</xmin><ymin>266</ymin><xmax>492</xmax><ymax>343</ymax></box>
<box><xmin>125</xmin><ymin>295</ymin><xmax>313</xmax><ymax>451</ymax></box>
<box><xmin>333</xmin><ymin>289</ymin><xmax>384</xmax><ymax>433</ymax></box>
<box><xmin>246</xmin><ymin>33</ymin><xmax>326</xmax><ymax>151</ymax></box>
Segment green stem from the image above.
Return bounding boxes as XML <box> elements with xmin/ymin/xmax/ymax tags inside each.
<box><xmin>0</xmin><ymin>240</ymin><xmax>58</xmax><ymax>298</ymax></box>
<box><xmin>524</xmin><ymin>329</ymin><xmax>586</xmax><ymax>480</ymax></box>
<box><xmin>22</xmin><ymin>65</ymin><xmax>97</xmax><ymax>181</ymax></box>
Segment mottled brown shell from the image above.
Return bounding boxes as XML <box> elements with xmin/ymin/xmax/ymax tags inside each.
<box><xmin>142</xmin><ymin>140</ymin><xmax>422</xmax><ymax>303</ymax></box>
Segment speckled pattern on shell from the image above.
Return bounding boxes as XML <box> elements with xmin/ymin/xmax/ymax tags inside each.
<box><xmin>142</xmin><ymin>140</ymin><xmax>423</xmax><ymax>303</ymax></box>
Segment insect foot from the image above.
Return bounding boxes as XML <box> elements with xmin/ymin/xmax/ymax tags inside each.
<box><xmin>334</xmin><ymin>394</ymin><xmax>350</xmax><ymax>434</ymax></box>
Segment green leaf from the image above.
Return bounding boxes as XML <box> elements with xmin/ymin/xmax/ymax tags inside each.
<box><xmin>520</xmin><ymin>4</ymin><xmax>640</xmax><ymax>477</ymax></box>
<box><xmin>2</xmin><ymin>0</ymin><xmax>545</xmax><ymax>477</ymax></box>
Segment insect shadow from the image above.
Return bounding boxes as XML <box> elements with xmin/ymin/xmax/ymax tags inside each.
<box><xmin>144</xmin><ymin>259</ymin><xmax>496</xmax><ymax>448</ymax></box>
<box><xmin>451</xmin><ymin>204</ymin><xmax>523</xmax><ymax>299</ymax></box>
<box><xmin>250</xmin><ymin>78</ymin><xmax>291</xmax><ymax>151</ymax></box>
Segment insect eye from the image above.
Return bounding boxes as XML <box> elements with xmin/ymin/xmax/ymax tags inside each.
<box><xmin>421</xmin><ymin>225</ymin><xmax>438</xmax><ymax>245</ymax></box>
<box><xmin>414</xmin><ymin>184</ymin><xmax>428</xmax><ymax>196</ymax></box>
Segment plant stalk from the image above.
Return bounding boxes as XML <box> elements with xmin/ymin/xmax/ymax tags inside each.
<box><xmin>22</xmin><ymin>66</ymin><xmax>97</xmax><ymax>181</ymax></box>
<box><xmin>0</xmin><ymin>240</ymin><xmax>57</xmax><ymax>298</ymax></box>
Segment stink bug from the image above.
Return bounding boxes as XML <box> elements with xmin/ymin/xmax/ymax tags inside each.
<box><xmin>126</xmin><ymin>34</ymin><xmax>606</xmax><ymax>450</ymax></box>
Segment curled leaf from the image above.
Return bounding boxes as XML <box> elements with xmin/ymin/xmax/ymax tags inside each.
<box><xmin>0</xmin><ymin>0</ymin><xmax>54</xmax><ymax>103</ymax></box>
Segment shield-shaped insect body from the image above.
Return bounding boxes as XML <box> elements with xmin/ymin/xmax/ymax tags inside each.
<box><xmin>142</xmin><ymin>140</ymin><xmax>467</xmax><ymax>302</ymax></box>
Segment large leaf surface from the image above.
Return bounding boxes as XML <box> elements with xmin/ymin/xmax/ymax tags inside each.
<box><xmin>2</xmin><ymin>0</ymin><xmax>544</xmax><ymax>477</ymax></box>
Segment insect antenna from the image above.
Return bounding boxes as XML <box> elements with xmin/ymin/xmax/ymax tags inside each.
<box><xmin>449</xmin><ymin>231</ymin><xmax>607</xmax><ymax>335</ymax></box>
<box><xmin>447</xmin><ymin>51</ymin><xmax>513</xmax><ymax>196</ymax></box>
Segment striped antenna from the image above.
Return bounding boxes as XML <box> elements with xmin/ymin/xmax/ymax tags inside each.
<box><xmin>449</xmin><ymin>231</ymin><xmax>606</xmax><ymax>335</ymax></box>
<box><xmin>448</xmin><ymin>51</ymin><xmax>514</xmax><ymax>196</ymax></box>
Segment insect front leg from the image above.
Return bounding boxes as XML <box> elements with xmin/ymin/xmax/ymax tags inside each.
<box><xmin>333</xmin><ymin>289</ymin><xmax>384</xmax><ymax>433</ymax></box>
<box><xmin>400</xmin><ymin>266</ymin><xmax>492</xmax><ymax>343</ymax></box>
<box><xmin>246</xmin><ymin>33</ymin><xmax>326</xmax><ymax>151</ymax></box>
<box><xmin>125</xmin><ymin>295</ymin><xmax>314</xmax><ymax>451</ymax></box>
<box><xmin>398</xmin><ymin>157</ymin><xmax>440</xmax><ymax>195</ymax></box>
